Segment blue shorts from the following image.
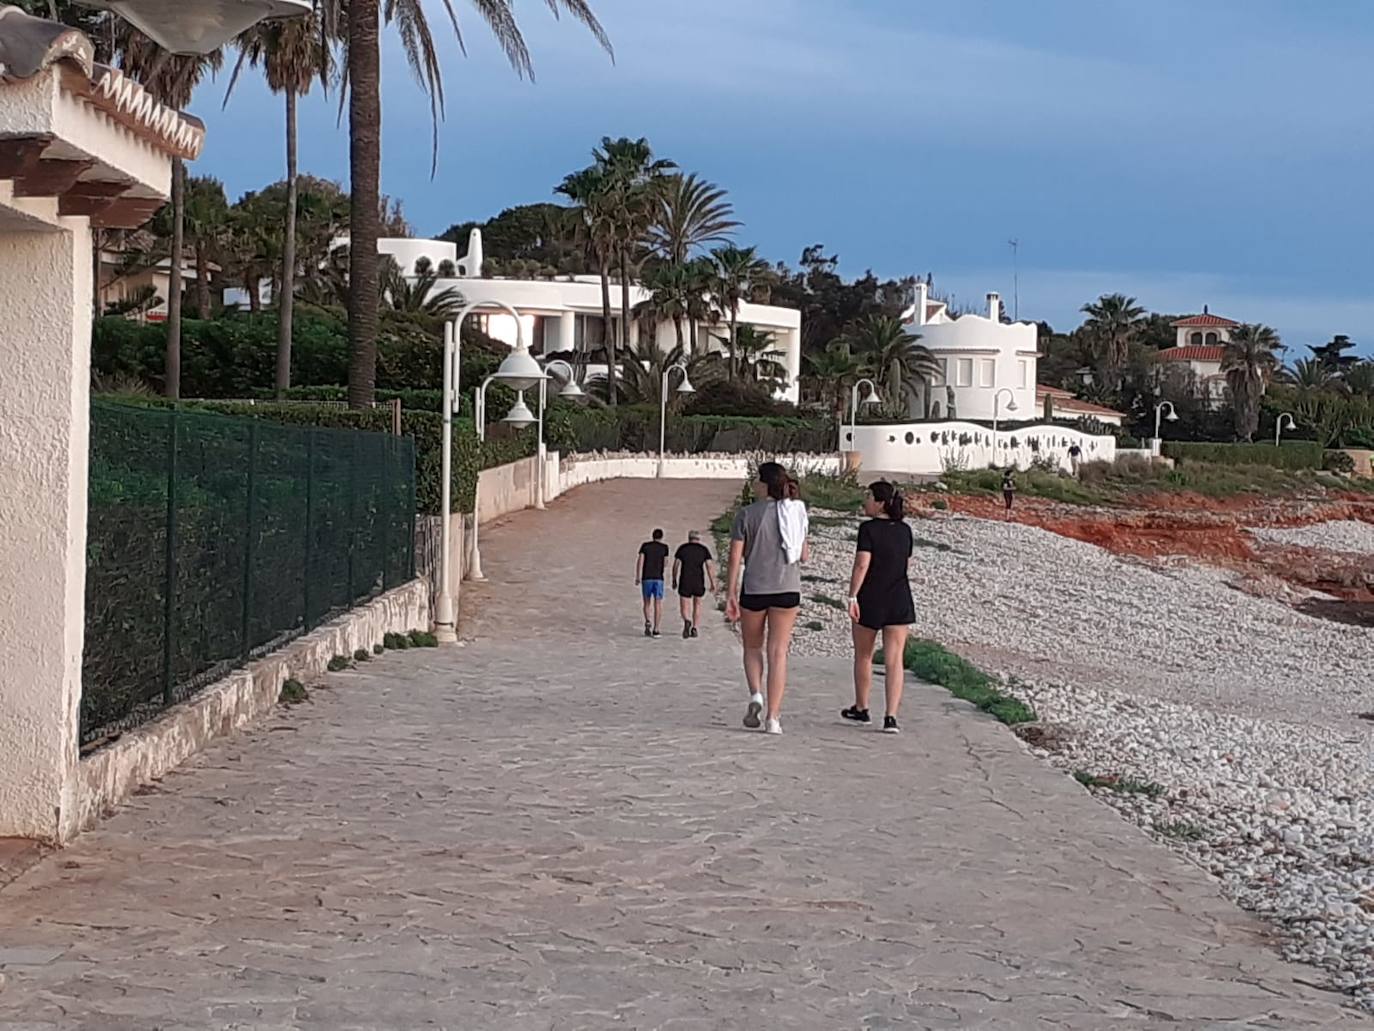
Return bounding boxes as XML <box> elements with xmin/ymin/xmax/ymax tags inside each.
<box><xmin>641</xmin><ymin>579</ymin><xmax>664</xmax><ymax>600</ymax></box>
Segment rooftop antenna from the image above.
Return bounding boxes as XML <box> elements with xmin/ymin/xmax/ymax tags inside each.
<box><xmin>1008</xmin><ymin>238</ymin><xmax>1020</xmax><ymax>321</ymax></box>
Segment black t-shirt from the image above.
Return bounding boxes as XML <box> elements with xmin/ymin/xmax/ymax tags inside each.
<box><xmin>674</xmin><ymin>542</ymin><xmax>712</xmax><ymax>589</ymax></box>
<box><xmin>639</xmin><ymin>541</ymin><xmax>670</xmax><ymax>580</ymax></box>
<box><xmin>856</xmin><ymin>518</ymin><xmax>913</xmax><ymax>601</ymax></box>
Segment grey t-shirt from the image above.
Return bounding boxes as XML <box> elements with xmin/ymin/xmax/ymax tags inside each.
<box><xmin>730</xmin><ymin>499</ymin><xmax>802</xmax><ymax>595</ymax></box>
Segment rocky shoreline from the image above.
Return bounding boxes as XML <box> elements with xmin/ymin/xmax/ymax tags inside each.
<box><xmin>793</xmin><ymin>507</ymin><xmax>1374</xmax><ymax>1011</ymax></box>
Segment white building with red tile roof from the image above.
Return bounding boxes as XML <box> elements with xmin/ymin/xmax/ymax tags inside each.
<box><xmin>1154</xmin><ymin>307</ymin><xmax>1238</xmax><ymax>407</ymax></box>
<box><xmin>1034</xmin><ymin>385</ymin><xmax>1125</xmax><ymax>426</ymax></box>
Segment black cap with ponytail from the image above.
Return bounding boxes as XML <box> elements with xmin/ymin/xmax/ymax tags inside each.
<box><xmin>869</xmin><ymin>480</ymin><xmax>904</xmax><ymax>521</ymax></box>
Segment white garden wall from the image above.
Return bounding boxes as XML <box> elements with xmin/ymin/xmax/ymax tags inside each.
<box><xmin>844</xmin><ymin>422</ymin><xmax>1116</xmax><ymax>475</ymax></box>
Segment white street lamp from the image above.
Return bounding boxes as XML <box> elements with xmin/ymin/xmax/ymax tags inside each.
<box><xmin>1275</xmin><ymin>411</ymin><xmax>1297</xmax><ymax>447</ymax></box>
<box><xmin>848</xmin><ymin>378</ymin><xmax>882</xmax><ymax>451</ymax></box>
<box><xmin>437</xmin><ymin>300</ymin><xmax>531</xmax><ymax>621</ymax></box>
<box><xmin>992</xmin><ymin>387</ymin><xmax>1019</xmax><ymax>442</ymax></box>
<box><xmin>657</xmin><ymin>362</ymin><xmax>695</xmax><ymax>478</ymax></box>
<box><xmin>1153</xmin><ymin>400</ymin><xmax>1179</xmax><ymax>457</ymax></box>
<box><xmin>544</xmin><ymin>359</ymin><xmax>585</xmax><ymax>401</ymax></box>
<box><xmin>75</xmin><ymin>0</ymin><xmax>310</xmax><ymax>54</ymax></box>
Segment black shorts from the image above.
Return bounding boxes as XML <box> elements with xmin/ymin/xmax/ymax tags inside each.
<box><xmin>739</xmin><ymin>592</ymin><xmax>801</xmax><ymax>612</ymax></box>
<box><xmin>678</xmin><ymin>584</ymin><xmax>706</xmax><ymax>599</ymax></box>
<box><xmin>857</xmin><ymin>598</ymin><xmax>916</xmax><ymax>631</ymax></box>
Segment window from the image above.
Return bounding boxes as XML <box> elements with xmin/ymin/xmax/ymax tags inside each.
<box><xmin>955</xmin><ymin>358</ymin><xmax>973</xmax><ymax>387</ymax></box>
<box><xmin>1204</xmin><ymin>331</ymin><xmax>1218</xmax><ymax>346</ymax></box>
<box><xmin>1017</xmin><ymin>359</ymin><xmax>1029</xmax><ymax>389</ymax></box>
<box><xmin>938</xmin><ymin>358</ymin><xmax>949</xmax><ymax>384</ymax></box>
<box><xmin>1189</xmin><ymin>331</ymin><xmax>1203</xmax><ymax>346</ymax></box>
<box><xmin>978</xmin><ymin>359</ymin><xmax>995</xmax><ymax>387</ymax></box>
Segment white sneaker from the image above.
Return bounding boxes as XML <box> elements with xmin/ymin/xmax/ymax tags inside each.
<box><xmin>765</xmin><ymin>718</ymin><xmax>783</xmax><ymax>736</ymax></box>
<box><xmin>743</xmin><ymin>694</ymin><xmax>764</xmax><ymax>729</ymax></box>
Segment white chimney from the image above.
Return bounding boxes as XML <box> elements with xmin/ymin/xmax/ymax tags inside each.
<box><xmin>459</xmin><ymin>227</ymin><xmax>484</xmax><ymax>278</ymax></box>
<box><xmin>913</xmin><ymin>281</ymin><xmax>929</xmax><ymax>327</ymax></box>
<box><xmin>987</xmin><ymin>292</ymin><xmax>1000</xmax><ymax>320</ymax></box>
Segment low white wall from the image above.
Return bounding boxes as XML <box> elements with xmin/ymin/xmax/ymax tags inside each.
<box><xmin>555</xmin><ymin>452</ymin><xmax>842</xmax><ymax>495</ymax></box>
<box><xmin>75</xmin><ymin>580</ymin><xmax>429</xmax><ymax>837</ymax></box>
<box><xmin>845</xmin><ymin>422</ymin><xmax>1116</xmax><ymax>475</ymax></box>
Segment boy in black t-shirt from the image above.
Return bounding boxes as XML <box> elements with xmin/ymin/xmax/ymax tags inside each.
<box><xmin>672</xmin><ymin>530</ymin><xmax>716</xmax><ymax>639</ymax></box>
<box><xmin>635</xmin><ymin>529</ymin><xmax>670</xmax><ymax>638</ymax></box>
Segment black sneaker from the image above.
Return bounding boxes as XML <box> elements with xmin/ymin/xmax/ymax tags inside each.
<box><xmin>689</xmin><ymin>626</ymin><xmax>699</xmax><ymax>638</ymax></box>
<box><xmin>883</xmin><ymin>716</ymin><xmax>900</xmax><ymax>734</ymax></box>
<box><xmin>651</xmin><ymin>628</ymin><xmax>661</xmax><ymax>638</ymax></box>
<box><xmin>841</xmin><ymin>706</ymin><xmax>871</xmax><ymax>724</ymax></box>
<box><xmin>644</xmin><ymin>621</ymin><xmax>652</xmax><ymax>638</ymax></box>
<box><xmin>682</xmin><ymin>621</ymin><xmax>692</xmax><ymax>639</ymax></box>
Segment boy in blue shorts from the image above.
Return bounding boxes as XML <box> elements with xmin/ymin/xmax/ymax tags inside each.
<box><xmin>635</xmin><ymin>529</ymin><xmax>670</xmax><ymax>638</ymax></box>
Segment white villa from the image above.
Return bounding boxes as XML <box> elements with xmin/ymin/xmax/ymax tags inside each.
<box><xmin>901</xmin><ymin>283</ymin><xmax>1038</xmax><ymax>421</ymax></box>
<box><xmin>379</xmin><ymin>231</ymin><xmax>805</xmax><ymax>402</ymax></box>
<box><xmin>1154</xmin><ymin>308</ymin><xmax>1238</xmax><ymax>407</ymax></box>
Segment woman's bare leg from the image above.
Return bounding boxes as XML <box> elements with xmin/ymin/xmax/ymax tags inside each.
<box><xmin>764</xmin><ymin>606</ymin><xmax>801</xmax><ymax>719</ymax></box>
<box><xmin>882</xmin><ymin>625</ymin><xmax>910</xmax><ymax>718</ymax></box>
<box><xmin>851</xmin><ymin>623</ymin><xmax>878</xmax><ymax>710</ymax></box>
<box><xmin>691</xmin><ymin>596</ymin><xmax>703</xmax><ymax>628</ymax></box>
<box><xmin>740</xmin><ymin>608</ymin><xmax>767</xmax><ymax>699</ymax></box>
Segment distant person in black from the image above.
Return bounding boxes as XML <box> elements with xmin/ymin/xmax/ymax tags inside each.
<box><xmin>842</xmin><ymin>481</ymin><xmax>915</xmax><ymax>734</ymax></box>
<box><xmin>635</xmin><ymin>529</ymin><xmax>670</xmax><ymax>638</ymax></box>
<box><xmin>672</xmin><ymin>530</ymin><xmax>716</xmax><ymax>639</ymax></box>
<box><xmin>1067</xmin><ymin>443</ymin><xmax>1083</xmax><ymax>478</ymax></box>
<box><xmin>1002</xmin><ymin>469</ymin><xmax>1017</xmax><ymax>515</ymax></box>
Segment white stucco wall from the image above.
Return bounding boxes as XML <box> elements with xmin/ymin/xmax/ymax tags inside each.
<box><xmin>0</xmin><ymin>222</ymin><xmax>91</xmax><ymax>842</ymax></box>
<box><xmin>844</xmin><ymin>422</ymin><xmax>1116</xmax><ymax>475</ymax></box>
<box><xmin>379</xmin><ymin>237</ymin><xmax>459</xmax><ymax>277</ymax></box>
<box><xmin>912</xmin><ymin>315</ymin><xmax>1039</xmax><ymax>422</ymax></box>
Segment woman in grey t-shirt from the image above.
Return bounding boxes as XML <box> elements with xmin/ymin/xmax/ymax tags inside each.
<box><xmin>725</xmin><ymin>461</ymin><xmax>808</xmax><ymax>736</ymax></box>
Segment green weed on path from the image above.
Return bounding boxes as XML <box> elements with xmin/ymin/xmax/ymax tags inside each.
<box><xmin>901</xmin><ymin>640</ymin><xmax>1036</xmax><ymax>726</ymax></box>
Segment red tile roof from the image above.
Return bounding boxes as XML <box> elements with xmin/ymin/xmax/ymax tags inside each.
<box><xmin>1034</xmin><ymin>387</ymin><xmax>1124</xmax><ymax>419</ymax></box>
<box><xmin>1172</xmin><ymin>313</ymin><xmax>1238</xmax><ymax>328</ymax></box>
<box><xmin>1156</xmin><ymin>345</ymin><xmax>1225</xmax><ymax>362</ymax></box>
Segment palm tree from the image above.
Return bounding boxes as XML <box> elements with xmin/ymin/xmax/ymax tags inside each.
<box><xmin>326</xmin><ymin>0</ymin><xmax>612</xmax><ymax>408</ymax></box>
<box><xmin>180</xmin><ymin>176</ymin><xmax>230</xmax><ymax>319</ymax></box>
<box><xmin>709</xmin><ymin>244</ymin><xmax>768</xmax><ymax>379</ymax></box>
<box><xmin>1079</xmin><ymin>293</ymin><xmax>1145</xmax><ymax>392</ymax></box>
<box><xmin>1223</xmin><ymin>324</ymin><xmax>1282</xmax><ymax>441</ymax></box>
<box><xmin>586</xmin><ymin>339</ymin><xmax>723</xmax><ymax>405</ymax></box>
<box><xmin>114</xmin><ymin>26</ymin><xmax>223</xmax><ymax>398</ymax></box>
<box><xmin>556</xmin><ymin>165</ymin><xmax>617</xmax><ymax>387</ymax></box>
<box><xmin>1343</xmin><ymin>361</ymin><xmax>1374</xmax><ymax>397</ymax></box>
<box><xmin>382</xmin><ymin>256</ymin><xmax>464</xmax><ymax>318</ymax></box>
<box><xmin>682</xmin><ymin>256</ymin><xmax>718</xmax><ymax>355</ymax></box>
<box><xmin>226</xmin><ymin>8</ymin><xmax>335</xmax><ymax>398</ymax></box>
<box><xmin>646</xmin><ymin>173</ymin><xmax>738</xmax><ymax>264</ymax></box>
<box><xmin>638</xmin><ymin>262</ymin><xmax>692</xmax><ymax>350</ymax></box>
<box><xmin>715</xmin><ymin>325</ymin><xmax>787</xmax><ymax>385</ymax></box>
<box><xmin>846</xmin><ymin>314</ymin><xmax>940</xmax><ymax>417</ymax></box>
<box><xmin>1285</xmin><ymin>356</ymin><xmax>1340</xmax><ymax>392</ymax></box>
<box><xmin>804</xmin><ymin>341</ymin><xmax>863</xmax><ymax>422</ymax></box>
<box><xmin>592</xmin><ymin>137</ymin><xmax>676</xmax><ymax>381</ymax></box>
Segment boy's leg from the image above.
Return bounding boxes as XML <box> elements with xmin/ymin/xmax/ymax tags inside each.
<box><xmin>653</xmin><ymin>593</ymin><xmax>662</xmax><ymax>632</ymax></box>
<box><xmin>691</xmin><ymin>596</ymin><xmax>702</xmax><ymax>627</ymax></box>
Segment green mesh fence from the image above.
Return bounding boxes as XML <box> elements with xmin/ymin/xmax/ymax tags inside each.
<box><xmin>82</xmin><ymin>401</ymin><xmax>416</xmax><ymax>747</ymax></box>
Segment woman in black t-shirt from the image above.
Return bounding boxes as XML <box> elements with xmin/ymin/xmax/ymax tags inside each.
<box><xmin>842</xmin><ymin>481</ymin><xmax>915</xmax><ymax>734</ymax></box>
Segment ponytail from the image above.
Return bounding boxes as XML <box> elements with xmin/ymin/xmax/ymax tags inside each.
<box><xmin>870</xmin><ymin>480</ymin><xmax>904</xmax><ymax>521</ymax></box>
<box><xmin>758</xmin><ymin>461</ymin><xmax>800</xmax><ymax>502</ymax></box>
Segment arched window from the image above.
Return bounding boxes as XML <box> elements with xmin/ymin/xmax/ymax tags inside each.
<box><xmin>1204</xmin><ymin>331</ymin><xmax>1218</xmax><ymax>346</ymax></box>
<box><xmin>1189</xmin><ymin>332</ymin><xmax>1203</xmax><ymax>346</ymax></box>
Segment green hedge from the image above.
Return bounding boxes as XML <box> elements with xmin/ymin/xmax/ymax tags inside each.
<box><xmin>117</xmin><ymin>399</ymin><xmax>532</xmax><ymax>514</ymax></box>
<box><xmin>1161</xmin><ymin>440</ymin><xmax>1324</xmax><ymax>470</ymax></box>
<box><xmin>544</xmin><ymin>405</ymin><xmax>833</xmax><ymax>454</ymax></box>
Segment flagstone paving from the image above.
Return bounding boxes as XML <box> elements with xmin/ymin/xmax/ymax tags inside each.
<box><xmin>0</xmin><ymin>479</ymin><xmax>1367</xmax><ymax>1029</ymax></box>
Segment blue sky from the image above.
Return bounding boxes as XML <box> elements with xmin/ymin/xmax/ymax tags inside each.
<box><xmin>196</xmin><ymin>0</ymin><xmax>1373</xmax><ymax>356</ymax></box>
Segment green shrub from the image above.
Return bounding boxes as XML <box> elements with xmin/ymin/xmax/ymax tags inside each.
<box><xmin>1162</xmin><ymin>440</ymin><xmax>1324</xmax><ymax>470</ymax></box>
<box><xmin>383</xmin><ymin>631</ymin><xmax>411</xmax><ymax>650</ymax></box>
<box><xmin>931</xmin><ymin>497</ymin><xmax>949</xmax><ymax>511</ymax></box>
<box><xmin>1323</xmin><ymin>449</ymin><xmax>1356</xmax><ymax>474</ymax></box>
<box><xmin>408</xmin><ymin>629</ymin><xmax>439</xmax><ymax>648</ymax></box>
<box><xmin>372</xmin><ymin>643</ymin><xmax>385</xmax><ymax>655</ymax></box>
<box><xmin>326</xmin><ymin>654</ymin><xmax>350</xmax><ymax>672</ymax></box>
<box><xmin>354</xmin><ymin>648</ymin><xmax>371</xmax><ymax>662</ymax></box>
<box><xmin>903</xmin><ymin>639</ymin><xmax>1035</xmax><ymax>725</ymax></box>
<box><xmin>279</xmin><ymin>679</ymin><xmax>308</xmax><ymax>705</ymax></box>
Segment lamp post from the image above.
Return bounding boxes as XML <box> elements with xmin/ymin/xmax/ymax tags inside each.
<box><xmin>848</xmin><ymin>378</ymin><xmax>882</xmax><ymax>450</ymax></box>
<box><xmin>75</xmin><ymin>0</ymin><xmax>310</xmax><ymax>54</ymax></box>
<box><xmin>1275</xmin><ymin>412</ymin><xmax>1297</xmax><ymax>447</ymax></box>
<box><xmin>1153</xmin><ymin>400</ymin><xmax>1179</xmax><ymax>457</ymax></box>
<box><xmin>657</xmin><ymin>362</ymin><xmax>695</xmax><ymax>478</ymax></box>
<box><xmin>992</xmin><ymin>388</ymin><xmax>1019</xmax><ymax>449</ymax></box>
<box><xmin>531</xmin><ymin>359</ymin><xmax>585</xmax><ymax>510</ymax></box>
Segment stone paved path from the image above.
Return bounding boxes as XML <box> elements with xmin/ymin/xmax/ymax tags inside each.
<box><xmin>0</xmin><ymin>480</ymin><xmax>1368</xmax><ymax>1029</ymax></box>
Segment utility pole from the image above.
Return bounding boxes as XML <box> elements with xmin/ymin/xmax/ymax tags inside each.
<box><xmin>1008</xmin><ymin>238</ymin><xmax>1020</xmax><ymax>322</ymax></box>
